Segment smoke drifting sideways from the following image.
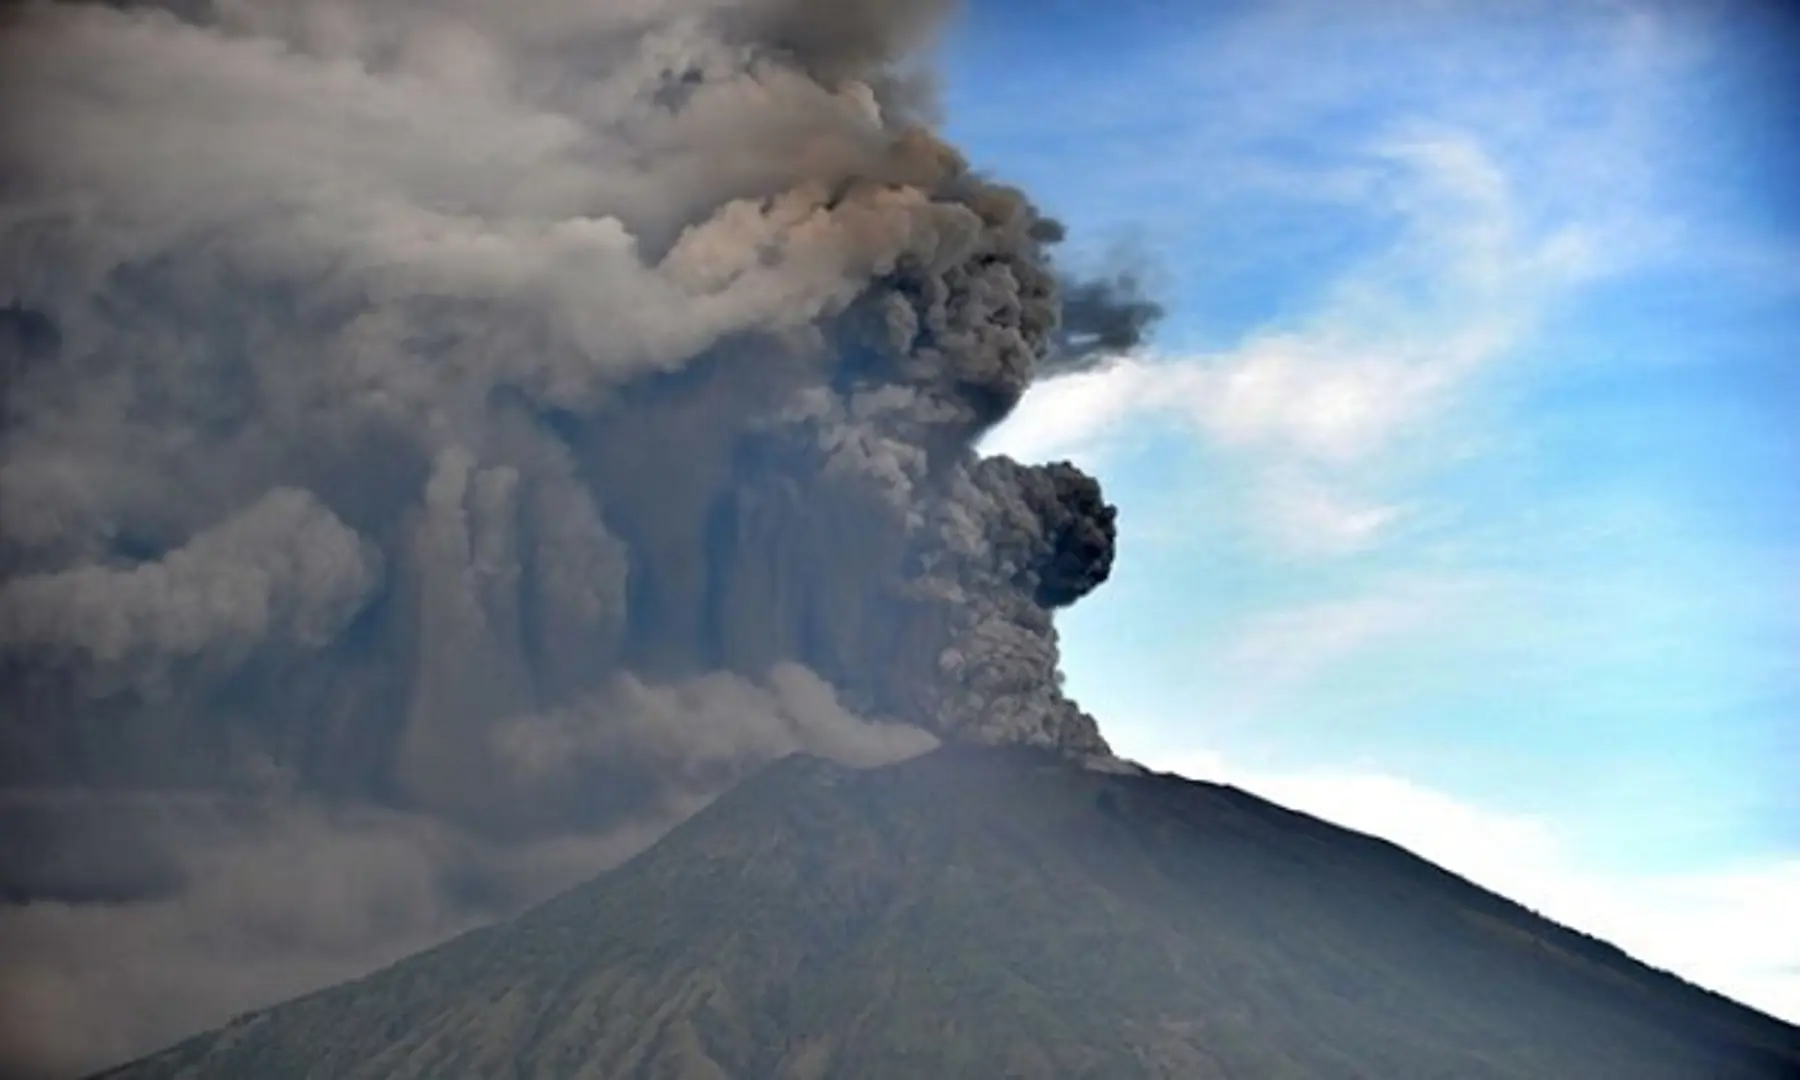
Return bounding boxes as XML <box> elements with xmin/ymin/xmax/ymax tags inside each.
<box><xmin>0</xmin><ymin>1</ymin><xmax>1155</xmax><ymax>1074</ymax></box>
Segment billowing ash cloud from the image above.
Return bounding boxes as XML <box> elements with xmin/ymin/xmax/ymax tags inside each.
<box><xmin>0</xmin><ymin>1</ymin><xmax>1155</xmax><ymax>1074</ymax></box>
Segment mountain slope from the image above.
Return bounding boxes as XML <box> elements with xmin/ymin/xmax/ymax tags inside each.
<box><xmin>99</xmin><ymin>748</ymin><xmax>1800</xmax><ymax>1080</ymax></box>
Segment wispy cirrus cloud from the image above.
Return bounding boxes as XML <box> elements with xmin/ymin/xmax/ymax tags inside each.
<box><xmin>1217</xmin><ymin>580</ymin><xmax>1463</xmax><ymax>686</ymax></box>
<box><xmin>971</xmin><ymin>0</ymin><xmax>1724</xmax><ymax>562</ymax></box>
<box><xmin>989</xmin><ymin>127</ymin><xmax>1596</xmax><ymax>556</ymax></box>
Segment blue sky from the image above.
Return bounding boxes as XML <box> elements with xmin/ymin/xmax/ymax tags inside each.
<box><xmin>940</xmin><ymin>0</ymin><xmax>1799</xmax><ymax>1019</ymax></box>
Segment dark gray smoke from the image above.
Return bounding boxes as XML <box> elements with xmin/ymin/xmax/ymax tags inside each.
<box><xmin>0</xmin><ymin>1</ymin><xmax>1155</xmax><ymax>1074</ymax></box>
<box><xmin>1053</xmin><ymin>272</ymin><xmax>1166</xmax><ymax>372</ymax></box>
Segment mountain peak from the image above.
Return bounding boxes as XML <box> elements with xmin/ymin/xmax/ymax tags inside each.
<box><xmin>99</xmin><ymin>749</ymin><xmax>1800</xmax><ymax>1080</ymax></box>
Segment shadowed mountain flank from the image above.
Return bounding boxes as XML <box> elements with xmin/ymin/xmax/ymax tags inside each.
<box><xmin>98</xmin><ymin>749</ymin><xmax>1800</xmax><ymax>1080</ymax></box>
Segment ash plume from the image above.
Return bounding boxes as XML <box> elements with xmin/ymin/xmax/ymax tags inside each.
<box><xmin>0</xmin><ymin>1</ymin><xmax>1155</xmax><ymax>1074</ymax></box>
<box><xmin>1053</xmin><ymin>271</ymin><xmax>1166</xmax><ymax>372</ymax></box>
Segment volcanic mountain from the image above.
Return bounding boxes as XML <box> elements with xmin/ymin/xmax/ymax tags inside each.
<box><xmin>97</xmin><ymin>747</ymin><xmax>1800</xmax><ymax>1080</ymax></box>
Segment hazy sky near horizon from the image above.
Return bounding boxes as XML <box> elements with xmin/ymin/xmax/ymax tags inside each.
<box><xmin>944</xmin><ymin>0</ymin><xmax>1798</xmax><ymax>1021</ymax></box>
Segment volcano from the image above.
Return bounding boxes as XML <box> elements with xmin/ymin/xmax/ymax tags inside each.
<box><xmin>96</xmin><ymin>748</ymin><xmax>1800</xmax><ymax>1080</ymax></box>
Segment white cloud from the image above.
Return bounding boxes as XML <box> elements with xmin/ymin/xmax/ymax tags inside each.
<box><xmin>1219</xmin><ymin>585</ymin><xmax>1451</xmax><ymax>683</ymax></box>
<box><xmin>981</xmin><ymin>358</ymin><xmax>1160</xmax><ymax>465</ymax></box>
<box><xmin>1161</xmin><ymin>748</ymin><xmax>1800</xmax><ymax>1025</ymax></box>
<box><xmin>987</xmin><ymin>129</ymin><xmax>1598</xmax><ymax>558</ymax></box>
<box><xmin>1194</xmin><ymin>576</ymin><xmax>1480</xmax><ymax>730</ymax></box>
<box><xmin>1254</xmin><ymin>474</ymin><xmax>1403</xmax><ymax>555</ymax></box>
